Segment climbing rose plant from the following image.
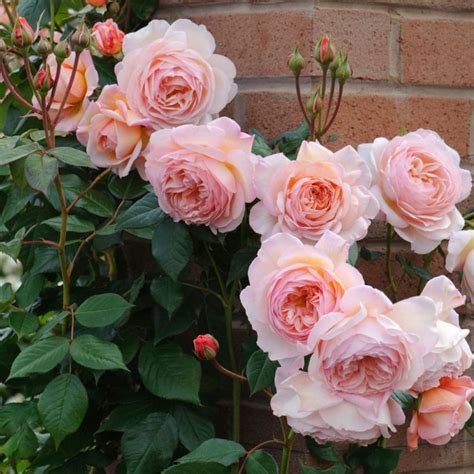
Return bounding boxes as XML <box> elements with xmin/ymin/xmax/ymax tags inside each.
<box><xmin>0</xmin><ymin>1</ymin><xmax>472</xmax><ymax>473</ymax></box>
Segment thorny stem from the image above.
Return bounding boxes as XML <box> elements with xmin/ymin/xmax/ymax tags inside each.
<box><xmin>47</xmin><ymin>62</ymin><xmax>62</xmax><ymax>111</ymax></box>
<box><xmin>385</xmin><ymin>224</ymin><xmax>398</xmax><ymax>301</ymax></box>
<box><xmin>0</xmin><ymin>59</ymin><xmax>39</xmax><ymax>112</ymax></box>
<box><xmin>22</xmin><ymin>239</ymin><xmax>60</xmax><ymax>249</ymax></box>
<box><xmin>295</xmin><ymin>75</ymin><xmax>311</xmax><ymax>127</ymax></box>
<box><xmin>212</xmin><ymin>359</ymin><xmax>247</xmax><ymax>382</ymax></box>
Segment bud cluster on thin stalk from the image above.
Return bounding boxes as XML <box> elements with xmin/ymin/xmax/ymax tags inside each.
<box><xmin>288</xmin><ymin>33</ymin><xmax>352</xmax><ymax>142</ymax></box>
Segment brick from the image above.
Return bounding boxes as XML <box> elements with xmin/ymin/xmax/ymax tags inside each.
<box><xmin>242</xmin><ymin>91</ymin><xmax>471</xmax><ymax>156</ymax></box>
<box><xmin>313</xmin><ymin>8</ymin><xmax>391</xmax><ymax>81</ymax></box>
<box><xmin>334</xmin><ymin>0</ymin><xmax>474</xmax><ymax>11</ymax></box>
<box><xmin>161</xmin><ymin>11</ymin><xmax>314</xmax><ymax>77</ymax></box>
<box><xmin>401</xmin><ymin>19</ymin><xmax>474</xmax><ymax>87</ymax></box>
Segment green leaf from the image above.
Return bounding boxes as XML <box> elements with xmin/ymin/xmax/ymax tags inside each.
<box><xmin>75</xmin><ymin>293</ymin><xmax>133</xmax><ymax>328</ymax></box>
<box><xmin>154</xmin><ymin>305</ymin><xmax>198</xmax><ymax>344</ymax></box>
<box><xmin>1</xmin><ymin>187</ymin><xmax>34</xmax><ymax>224</ymax></box>
<box><xmin>392</xmin><ymin>390</ymin><xmax>416</xmax><ymax>410</ymax></box>
<box><xmin>349</xmin><ymin>446</ymin><xmax>401</xmax><ymax>474</ymax></box>
<box><xmin>15</xmin><ymin>273</ymin><xmax>44</xmax><ymax>307</ymax></box>
<box><xmin>9</xmin><ymin>311</ymin><xmax>39</xmax><ymax>337</ymax></box>
<box><xmin>270</xmin><ymin>121</ymin><xmax>309</xmax><ymax>159</ymax></box>
<box><xmin>163</xmin><ymin>463</ymin><xmax>228</xmax><ymax>474</ymax></box>
<box><xmin>116</xmin><ymin>193</ymin><xmax>164</xmax><ymax>230</ymax></box>
<box><xmin>176</xmin><ymin>439</ymin><xmax>245</xmax><ymax>467</ymax></box>
<box><xmin>299</xmin><ymin>461</ymin><xmax>349</xmax><ymax>474</ymax></box>
<box><xmin>70</xmin><ymin>335</ymin><xmax>128</xmax><ymax>371</ymax></box>
<box><xmin>246</xmin><ymin>350</ymin><xmax>278</xmax><ymax>395</ymax></box>
<box><xmin>0</xmin><ymin>402</ymin><xmax>39</xmax><ymax>436</ymax></box>
<box><xmin>108</xmin><ymin>173</ymin><xmax>147</xmax><ymax>199</ymax></box>
<box><xmin>245</xmin><ymin>450</ymin><xmax>278</xmax><ymax>474</ymax></box>
<box><xmin>49</xmin><ymin>147</ymin><xmax>96</xmax><ymax>169</ymax></box>
<box><xmin>305</xmin><ymin>438</ymin><xmax>340</xmax><ymax>463</ymax></box>
<box><xmin>151</xmin><ymin>276</ymin><xmax>184</xmax><ymax>316</ymax></box>
<box><xmin>138</xmin><ymin>342</ymin><xmax>201</xmax><ymax>405</ymax></box>
<box><xmin>35</xmin><ymin>311</ymin><xmax>68</xmax><ymax>339</ymax></box>
<box><xmin>24</xmin><ymin>152</ymin><xmax>58</xmax><ymax>195</ymax></box>
<box><xmin>122</xmin><ymin>412</ymin><xmax>178</xmax><ymax>474</ymax></box>
<box><xmin>0</xmin><ymin>227</ymin><xmax>25</xmax><ymax>260</ymax></box>
<box><xmin>0</xmin><ymin>142</ymin><xmax>41</xmax><ymax>165</ymax></box>
<box><xmin>173</xmin><ymin>405</ymin><xmax>215</xmax><ymax>452</ymax></box>
<box><xmin>43</xmin><ymin>215</ymin><xmax>95</xmax><ymax>233</ymax></box>
<box><xmin>227</xmin><ymin>246</ymin><xmax>259</xmax><ymax>284</ymax></box>
<box><xmin>64</xmin><ymin>188</ymin><xmax>115</xmax><ymax>218</ymax></box>
<box><xmin>93</xmin><ymin>56</ymin><xmax>117</xmax><ymax>87</ymax></box>
<box><xmin>250</xmin><ymin>129</ymin><xmax>273</xmax><ymax>157</ymax></box>
<box><xmin>396</xmin><ymin>255</ymin><xmax>433</xmax><ymax>281</ymax></box>
<box><xmin>37</xmin><ymin>374</ymin><xmax>88</xmax><ymax>448</ymax></box>
<box><xmin>131</xmin><ymin>0</ymin><xmax>156</xmax><ymax>19</ymax></box>
<box><xmin>18</xmin><ymin>0</ymin><xmax>56</xmax><ymax>26</ymax></box>
<box><xmin>152</xmin><ymin>218</ymin><xmax>193</xmax><ymax>281</ymax></box>
<box><xmin>3</xmin><ymin>424</ymin><xmax>38</xmax><ymax>459</ymax></box>
<box><xmin>9</xmin><ymin>336</ymin><xmax>69</xmax><ymax>379</ymax></box>
<box><xmin>348</xmin><ymin>243</ymin><xmax>359</xmax><ymax>266</ymax></box>
<box><xmin>360</xmin><ymin>246</ymin><xmax>384</xmax><ymax>262</ymax></box>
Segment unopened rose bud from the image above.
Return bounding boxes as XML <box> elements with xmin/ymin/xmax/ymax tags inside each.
<box><xmin>92</xmin><ymin>19</ymin><xmax>124</xmax><ymax>56</ymax></box>
<box><xmin>336</xmin><ymin>57</ymin><xmax>352</xmax><ymax>85</ymax></box>
<box><xmin>329</xmin><ymin>50</ymin><xmax>344</xmax><ymax>75</ymax></box>
<box><xmin>54</xmin><ymin>39</ymin><xmax>71</xmax><ymax>62</ymax></box>
<box><xmin>36</xmin><ymin>36</ymin><xmax>52</xmax><ymax>57</ymax></box>
<box><xmin>314</xmin><ymin>33</ymin><xmax>336</xmax><ymax>65</ymax></box>
<box><xmin>71</xmin><ymin>23</ymin><xmax>91</xmax><ymax>50</ymax></box>
<box><xmin>108</xmin><ymin>1</ymin><xmax>120</xmax><ymax>15</ymax></box>
<box><xmin>288</xmin><ymin>48</ymin><xmax>304</xmax><ymax>77</ymax></box>
<box><xmin>86</xmin><ymin>0</ymin><xmax>107</xmax><ymax>6</ymax></box>
<box><xmin>306</xmin><ymin>90</ymin><xmax>322</xmax><ymax>118</ymax></box>
<box><xmin>35</xmin><ymin>66</ymin><xmax>53</xmax><ymax>95</ymax></box>
<box><xmin>193</xmin><ymin>334</ymin><xmax>219</xmax><ymax>361</ymax></box>
<box><xmin>11</xmin><ymin>17</ymin><xmax>35</xmax><ymax>48</ymax></box>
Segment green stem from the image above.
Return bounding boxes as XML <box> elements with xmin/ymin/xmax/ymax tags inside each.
<box><xmin>280</xmin><ymin>429</ymin><xmax>295</xmax><ymax>474</ymax></box>
<box><xmin>295</xmin><ymin>75</ymin><xmax>311</xmax><ymax>127</ymax></box>
<box><xmin>49</xmin><ymin>0</ymin><xmax>55</xmax><ymax>44</ymax></box>
<box><xmin>385</xmin><ymin>224</ymin><xmax>398</xmax><ymax>301</ymax></box>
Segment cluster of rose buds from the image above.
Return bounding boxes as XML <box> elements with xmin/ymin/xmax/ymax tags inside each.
<box><xmin>288</xmin><ymin>33</ymin><xmax>352</xmax><ymax>140</ymax></box>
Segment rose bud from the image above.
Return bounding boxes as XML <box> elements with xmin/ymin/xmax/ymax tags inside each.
<box><xmin>287</xmin><ymin>47</ymin><xmax>304</xmax><ymax>77</ymax></box>
<box><xmin>329</xmin><ymin>49</ymin><xmax>344</xmax><ymax>75</ymax></box>
<box><xmin>71</xmin><ymin>22</ymin><xmax>91</xmax><ymax>51</ymax></box>
<box><xmin>36</xmin><ymin>36</ymin><xmax>52</xmax><ymax>58</ymax></box>
<box><xmin>53</xmin><ymin>39</ymin><xmax>71</xmax><ymax>63</ymax></box>
<box><xmin>92</xmin><ymin>19</ymin><xmax>124</xmax><ymax>56</ymax></box>
<box><xmin>336</xmin><ymin>56</ymin><xmax>352</xmax><ymax>85</ymax></box>
<box><xmin>193</xmin><ymin>334</ymin><xmax>219</xmax><ymax>361</ymax></box>
<box><xmin>306</xmin><ymin>90</ymin><xmax>322</xmax><ymax>118</ymax></box>
<box><xmin>35</xmin><ymin>66</ymin><xmax>53</xmax><ymax>95</ymax></box>
<box><xmin>86</xmin><ymin>0</ymin><xmax>107</xmax><ymax>6</ymax></box>
<box><xmin>11</xmin><ymin>17</ymin><xmax>35</xmax><ymax>48</ymax></box>
<box><xmin>314</xmin><ymin>33</ymin><xmax>336</xmax><ymax>65</ymax></box>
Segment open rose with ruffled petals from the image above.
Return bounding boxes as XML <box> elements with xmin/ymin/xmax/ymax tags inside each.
<box><xmin>412</xmin><ymin>276</ymin><xmax>472</xmax><ymax>393</ymax></box>
<box><xmin>407</xmin><ymin>376</ymin><xmax>474</xmax><ymax>450</ymax></box>
<box><xmin>33</xmin><ymin>50</ymin><xmax>99</xmax><ymax>132</ymax></box>
<box><xmin>77</xmin><ymin>85</ymin><xmax>152</xmax><ymax>178</ymax></box>
<box><xmin>446</xmin><ymin>230</ymin><xmax>474</xmax><ymax>303</ymax></box>
<box><xmin>359</xmin><ymin>130</ymin><xmax>472</xmax><ymax>254</ymax></box>
<box><xmin>250</xmin><ymin>141</ymin><xmax>379</xmax><ymax>245</ymax></box>
<box><xmin>144</xmin><ymin>117</ymin><xmax>255</xmax><ymax>233</ymax></box>
<box><xmin>240</xmin><ymin>231</ymin><xmax>364</xmax><ymax>361</ymax></box>
<box><xmin>116</xmin><ymin>19</ymin><xmax>237</xmax><ymax>129</ymax></box>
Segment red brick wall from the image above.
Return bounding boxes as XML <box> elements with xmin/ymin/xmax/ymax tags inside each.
<box><xmin>157</xmin><ymin>1</ymin><xmax>474</xmax><ymax>472</ymax></box>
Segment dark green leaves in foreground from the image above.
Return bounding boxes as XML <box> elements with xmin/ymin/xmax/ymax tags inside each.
<box><xmin>38</xmin><ymin>374</ymin><xmax>88</xmax><ymax>448</ymax></box>
<box><xmin>138</xmin><ymin>342</ymin><xmax>201</xmax><ymax>405</ymax></box>
<box><xmin>175</xmin><ymin>438</ymin><xmax>245</xmax><ymax>467</ymax></box>
<box><xmin>245</xmin><ymin>450</ymin><xmax>278</xmax><ymax>474</ymax></box>
<box><xmin>246</xmin><ymin>350</ymin><xmax>278</xmax><ymax>395</ymax></box>
<box><xmin>75</xmin><ymin>293</ymin><xmax>133</xmax><ymax>327</ymax></box>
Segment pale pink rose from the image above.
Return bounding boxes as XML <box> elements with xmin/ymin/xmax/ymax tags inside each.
<box><xmin>412</xmin><ymin>276</ymin><xmax>472</xmax><ymax>393</ymax></box>
<box><xmin>359</xmin><ymin>130</ymin><xmax>472</xmax><ymax>254</ymax></box>
<box><xmin>116</xmin><ymin>19</ymin><xmax>237</xmax><ymax>129</ymax></box>
<box><xmin>144</xmin><ymin>117</ymin><xmax>255</xmax><ymax>233</ymax></box>
<box><xmin>77</xmin><ymin>85</ymin><xmax>152</xmax><ymax>178</ymax></box>
<box><xmin>33</xmin><ymin>50</ymin><xmax>99</xmax><ymax>132</ymax></box>
<box><xmin>271</xmin><ymin>363</ymin><xmax>406</xmax><ymax>445</ymax></box>
<box><xmin>0</xmin><ymin>4</ymin><xmax>10</xmax><ymax>24</ymax></box>
<box><xmin>407</xmin><ymin>376</ymin><xmax>474</xmax><ymax>450</ymax></box>
<box><xmin>446</xmin><ymin>230</ymin><xmax>474</xmax><ymax>303</ymax></box>
<box><xmin>240</xmin><ymin>231</ymin><xmax>364</xmax><ymax>361</ymax></box>
<box><xmin>92</xmin><ymin>19</ymin><xmax>124</xmax><ymax>56</ymax></box>
<box><xmin>250</xmin><ymin>141</ymin><xmax>379</xmax><ymax>245</ymax></box>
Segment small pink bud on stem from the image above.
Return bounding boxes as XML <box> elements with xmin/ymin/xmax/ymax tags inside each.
<box><xmin>11</xmin><ymin>17</ymin><xmax>35</xmax><ymax>48</ymax></box>
<box><xmin>314</xmin><ymin>33</ymin><xmax>336</xmax><ymax>65</ymax></box>
<box><xmin>193</xmin><ymin>334</ymin><xmax>219</xmax><ymax>361</ymax></box>
<box><xmin>288</xmin><ymin>47</ymin><xmax>305</xmax><ymax>77</ymax></box>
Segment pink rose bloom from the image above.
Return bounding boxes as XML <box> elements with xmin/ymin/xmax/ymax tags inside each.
<box><xmin>446</xmin><ymin>230</ymin><xmax>474</xmax><ymax>303</ymax></box>
<box><xmin>116</xmin><ymin>19</ymin><xmax>237</xmax><ymax>129</ymax></box>
<box><xmin>77</xmin><ymin>85</ymin><xmax>152</xmax><ymax>178</ymax></box>
<box><xmin>407</xmin><ymin>376</ymin><xmax>474</xmax><ymax>450</ymax></box>
<box><xmin>250</xmin><ymin>141</ymin><xmax>379</xmax><ymax>245</ymax></box>
<box><xmin>92</xmin><ymin>19</ymin><xmax>125</xmax><ymax>56</ymax></box>
<box><xmin>359</xmin><ymin>130</ymin><xmax>472</xmax><ymax>254</ymax></box>
<box><xmin>33</xmin><ymin>50</ymin><xmax>99</xmax><ymax>132</ymax></box>
<box><xmin>412</xmin><ymin>276</ymin><xmax>472</xmax><ymax>393</ymax></box>
<box><xmin>240</xmin><ymin>231</ymin><xmax>364</xmax><ymax>361</ymax></box>
<box><xmin>144</xmin><ymin>117</ymin><xmax>255</xmax><ymax>233</ymax></box>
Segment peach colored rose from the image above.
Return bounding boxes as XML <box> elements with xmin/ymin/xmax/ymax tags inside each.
<box><xmin>77</xmin><ymin>85</ymin><xmax>152</xmax><ymax>178</ymax></box>
<box><xmin>116</xmin><ymin>19</ymin><xmax>237</xmax><ymax>129</ymax></box>
<box><xmin>412</xmin><ymin>276</ymin><xmax>472</xmax><ymax>393</ymax></box>
<box><xmin>86</xmin><ymin>0</ymin><xmax>106</xmax><ymax>6</ymax></box>
<box><xmin>92</xmin><ymin>19</ymin><xmax>124</xmax><ymax>56</ymax></box>
<box><xmin>240</xmin><ymin>231</ymin><xmax>364</xmax><ymax>362</ymax></box>
<box><xmin>144</xmin><ymin>117</ymin><xmax>255</xmax><ymax>233</ymax></box>
<box><xmin>271</xmin><ymin>362</ymin><xmax>406</xmax><ymax>445</ymax></box>
<box><xmin>407</xmin><ymin>376</ymin><xmax>474</xmax><ymax>450</ymax></box>
<box><xmin>446</xmin><ymin>230</ymin><xmax>474</xmax><ymax>303</ymax></box>
<box><xmin>33</xmin><ymin>50</ymin><xmax>99</xmax><ymax>132</ymax></box>
<box><xmin>359</xmin><ymin>130</ymin><xmax>472</xmax><ymax>254</ymax></box>
<box><xmin>250</xmin><ymin>141</ymin><xmax>379</xmax><ymax>245</ymax></box>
